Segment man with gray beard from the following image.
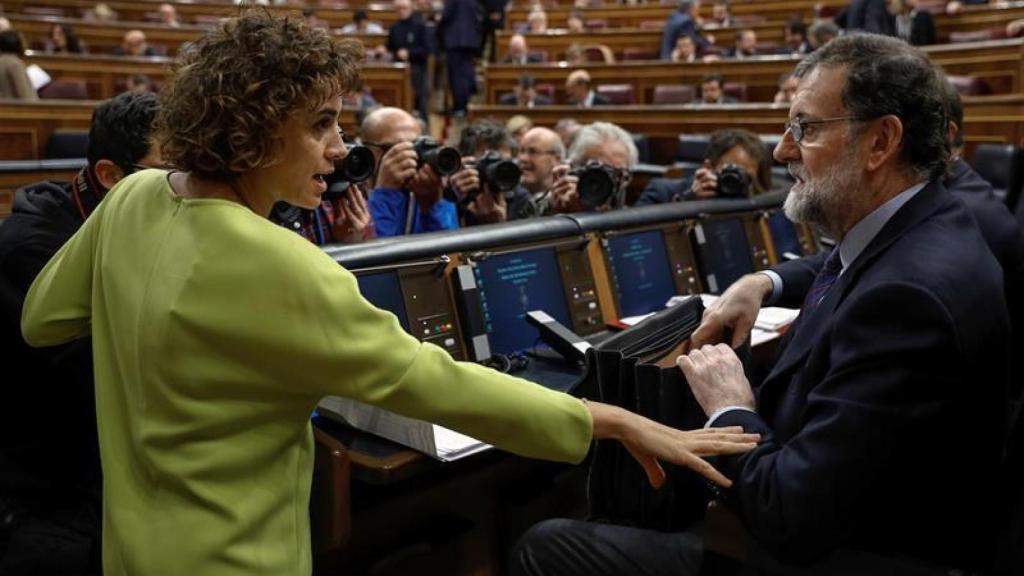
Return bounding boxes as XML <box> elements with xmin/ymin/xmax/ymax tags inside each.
<box><xmin>512</xmin><ymin>33</ymin><xmax>1008</xmax><ymax>575</ymax></box>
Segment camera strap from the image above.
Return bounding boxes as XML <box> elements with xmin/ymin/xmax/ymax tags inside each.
<box><xmin>404</xmin><ymin>190</ymin><xmax>416</xmax><ymax>235</ymax></box>
<box><xmin>70</xmin><ymin>166</ymin><xmax>104</xmax><ymax>222</ymax></box>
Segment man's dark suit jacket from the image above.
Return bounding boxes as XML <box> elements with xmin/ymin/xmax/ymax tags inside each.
<box><xmin>712</xmin><ymin>181</ymin><xmax>1009</xmax><ymax>571</ymax></box>
<box><xmin>497</xmin><ymin>93</ymin><xmax>552</xmax><ymax>106</ymax></box>
<box><xmin>660</xmin><ymin>10</ymin><xmax>709</xmax><ymax>59</ymax></box>
<box><xmin>502</xmin><ymin>53</ymin><xmax>543</xmax><ymax>64</ymax></box>
<box><xmin>573</xmin><ymin>92</ymin><xmax>613</xmax><ymax>106</ymax></box>
<box><xmin>845</xmin><ymin>0</ymin><xmax>895</xmax><ymax>35</ymax></box>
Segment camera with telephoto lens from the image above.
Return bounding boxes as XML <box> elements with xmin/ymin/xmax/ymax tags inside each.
<box><xmin>476</xmin><ymin>151</ymin><xmax>521</xmax><ymax>193</ymax></box>
<box><xmin>716</xmin><ymin>163</ymin><xmax>753</xmax><ymax>198</ymax></box>
<box><xmin>570</xmin><ymin>160</ymin><xmax>620</xmax><ymax>209</ymax></box>
<box><xmin>322</xmin><ymin>144</ymin><xmax>375</xmax><ymax>200</ymax></box>
<box><xmin>412</xmin><ymin>136</ymin><xmax>462</xmax><ymax>176</ymax></box>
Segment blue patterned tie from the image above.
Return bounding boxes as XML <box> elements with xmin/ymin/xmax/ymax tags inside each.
<box><xmin>801</xmin><ymin>248</ymin><xmax>844</xmax><ymax>314</ymax></box>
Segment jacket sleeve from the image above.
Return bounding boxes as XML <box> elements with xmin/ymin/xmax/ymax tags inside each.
<box><xmin>770</xmin><ymin>251</ymin><xmax>827</xmax><ymax>308</ymax></box>
<box><xmin>21</xmin><ymin>204</ymin><xmax>99</xmax><ymax>347</ymax></box>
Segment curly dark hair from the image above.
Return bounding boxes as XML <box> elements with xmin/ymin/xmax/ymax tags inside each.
<box><xmin>157</xmin><ymin>10</ymin><xmax>364</xmax><ymax>180</ymax></box>
<box><xmin>794</xmin><ymin>33</ymin><xmax>949</xmax><ymax>180</ymax></box>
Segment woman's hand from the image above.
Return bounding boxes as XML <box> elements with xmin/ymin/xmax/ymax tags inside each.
<box><xmin>586</xmin><ymin>401</ymin><xmax>759</xmax><ymax>488</ymax></box>
<box><xmin>333</xmin><ymin>186</ymin><xmax>374</xmax><ymax>243</ymax></box>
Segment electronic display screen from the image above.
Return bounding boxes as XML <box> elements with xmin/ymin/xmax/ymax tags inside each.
<box><xmin>355</xmin><ymin>271</ymin><xmax>411</xmax><ymax>332</ymax></box>
<box><xmin>606</xmin><ymin>230</ymin><xmax>676</xmax><ymax>317</ymax></box>
<box><xmin>768</xmin><ymin>211</ymin><xmax>804</xmax><ymax>260</ymax></box>
<box><xmin>696</xmin><ymin>218</ymin><xmax>755</xmax><ymax>294</ymax></box>
<box><xmin>474</xmin><ymin>247</ymin><xmax>571</xmax><ymax>354</ymax></box>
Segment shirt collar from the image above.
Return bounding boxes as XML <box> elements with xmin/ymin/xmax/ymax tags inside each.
<box><xmin>838</xmin><ymin>180</ymin><xmax>928</xmax><ymax>273</ymax></box>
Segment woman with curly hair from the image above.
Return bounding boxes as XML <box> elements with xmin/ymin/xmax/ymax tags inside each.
<box><xmin>21</xmin><ymin>11</ymin><xmax>757</xmax><ymax>576</ymax></box>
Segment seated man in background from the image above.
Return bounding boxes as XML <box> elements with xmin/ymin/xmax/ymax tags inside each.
<box><xmin>513</xmin><ymin>33</ymin><xmax>1009</xmax><ymax>576</ymax></box>
<box><xmin>565</xmin><ymin>69</ymin><xmax>612</xmax><ymax>107</ymax></box>
<box><xmin>547</xmin><ymin>121</ymin><xmax>637</xmax><ymax>213</ymax></box>
<box><xmin>699</xmin><ymin>73</ymin><xmax>737</xmax><ymax>104</ymax></box>
<box><xmin>727</xmin><ymin>28</ymin><xmax>759</xmax><ymax>59</ymax></box>
<box><xmin>449</xmin><ymin>120</ymin><xmax>535</xmax><ymax>224</ymax></box>
<box><xmin>782</xmin><ymin>18</ymin><xmax>811</xmax><ymax>55</ymax></box>
<box><xmin>340</xmin><ymin>9</ymin><xmax>384</xmax><ymax>34</ymax></box>
<box><xmin>516</xmin><ymin>126</ymin><xmax>568</xmax><ymax>216</ymax></box>
<box><xmin>0</xmin><ymin>91</ymin><xmax>161</xmax><ymax>576</ymax></box>
<box><xmin>499</xmin><ymin>74</ymin><xmax>552</xmax><ymax>107</ymax></box>
<box><xmin>808</xmin><ymin>20</ymin><xmax>839</xmax><ymax>50</ymax></box>
<box><xmin>636</xmin><ymin>128</ymin><xmax>771</xmax><ymax>205</ymax></box>
<box><xmin>362</xmin><ymin>106</ymin><xmax>459</xmax><ymax>236</ymax></box>
<box><xmin>941</xmin><ymin>75</ymin><xmax>1024</xmax><ymax>400</ymax></box>
<box><xmin>113</xmin><ymin>29</ymin><xmax>158</xmax><ymax>56</ymax></box>
<box><xmin>774</xmin><ymin>71</ymin><xmax>798</xmax><ymax>104</ymax></box>
<box><xmin>504</xmin><ymin>33</ymin><xmax>542</xmax><ymax>65</ymax></box>
<box><xmin>670</xmin><ymin>34</ymin><xmax>698</xmax><ymax>63</ymax></box>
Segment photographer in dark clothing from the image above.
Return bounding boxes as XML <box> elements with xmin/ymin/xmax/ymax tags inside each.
<box><xmin>0</xmin><ymin>91</ymin><xmax>161</xmax><ymax>575</ymax></box>
<box><xmin>636</xmin><ymin>128</ymin><xmax>772</xmax><ymax>205</ymax></box>
<box><xmin>452</xmin><ymin>119</ymin><xmax>536</xmax><ymax>224</ymax></box>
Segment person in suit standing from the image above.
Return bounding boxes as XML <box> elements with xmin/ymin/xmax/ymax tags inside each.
<box><xmin>565</xmin><ymin>69</ymin><xmax>611</xmax><ymax>107</ymax></box>
<box><xmin>511</xmin><ymin>33</ymin><xmax>1009</xmax><ymax>576</ymax></box>
<box><xmin>387</xmin><ymin>0</ymin><xmax>431</xmax><ymax>120</ymax></box>
<box><xmin>892</xmin><ymin>0</ymin><xmax>937</xmax><ymax>45</ymax></box>
<box><xmin>499</xmin><ymin>74</ymin><xmax>552</xmax><ymax>107</ymax></box>
<box><xmin>844</xmin><ymin>0</ymin><xmax>895</xmax><ymax>35</ymax></box>
<box><xmin>440</xmin><ymin>0</ymin><xmax>479</xmax><ymax>117</ymax></box>
<box><xmin>660</xmin><ymin>0</ymin><xmax>712</xmax><ymax>60</ymax></box>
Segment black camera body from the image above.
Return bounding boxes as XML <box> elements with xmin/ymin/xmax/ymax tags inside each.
<box><xmin>571</xmin><ymin>161</ymin><xmax>619</xmax><ymax>210</ymax></box>
<box><xmin>716</xmin><ymin>163</ymin><xmax>753</xmax><ymax>199</ymax></box>
<box><xmin>323</xmin><ymin>144</ymin><xmax>375</xmax><ymax>200</ymax></box>
<box><xmin>476</xmin><ymin>151</ymin><xmax>522</xmax><ymax>193</ymax></box>
<box><xmin>412</xmin><ymin>136</ymin><xmax>462</xmax><ymax>176</ymax></box>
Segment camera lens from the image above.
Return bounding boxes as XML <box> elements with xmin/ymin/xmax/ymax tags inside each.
<box><xmin>431</xmin><ymin>146</ymin><xmax>463</xmax><ymax>176</ymax></box>
<box><xmin>716</xmin><ymin>164</ymin><xmax>751</xmax><ymax>198</ymax></box>
<box><xmin>482</xmin><ymin>158</ymin><xmax>521</xmax><ymax>192</ymax></box>
<box><xmin>341</xmin><ymin>145</ymin><xmax>375</xmax><ymax>183</ymax></box>
<box><xmin>576</xmin><ymin>167</ymin><xmax>616</xmax><ymax>209</ymax></box>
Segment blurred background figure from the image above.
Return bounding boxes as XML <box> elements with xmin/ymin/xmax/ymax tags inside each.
<box><xmin>566</xmin><ymin>10</ymin><xmax>585</xmax><ymax>33</ymax></box>
<box><xmin>301</xmin><ymin>8</ymin><xmax>328</xmax><ymax>30</ymax></box>
<box><xmin>441</xmin><ymin>0</ymin><xmax>479</xmax><ymax>117</ymax></box>
<box><xmin>727</xmin><ymin>28</ymin><xmax>759</xmax><ymax>58</ymax></box>
<box><xmin>90</xmin><ymin>3</ymin><xmax>118</xmax><ymax>22</ymax></box>
<box><xmin>808</xmin><ymin>20</ymin><xmax>839</xmax><ymax>50</ymax></box>
<box><xmin>158</xmin><ymin>3</ymin><xmax>181</xmax><ymax>27</ymax></box>
<box><xmin>47</xmin><ymin>23</ymin><xmax>83</xmax><ymax>53</ymax></box>
<box><xmin>671</xmin><ymin>34</ymin><xmax>698</xmax><ymax>62</ymax></box>
<box><xmin>774</xmin><ymin>72</ymin><xmax>798</xmax><ymax>104</ymax></box>
<box><xmin>504</xmin><ymin>33</ymin><xmax>542</xmax><ymax>64</ymax></box>
<box><xmin>125</xmin><ymin>73</ymin><xmax>154</xmax><ymax>93</ymax></box>
<box><xmin>387</xmin><ymin>0</ymin><xmax>431</xmax><ymax>119</ymax></box>
<box><xmin>506</xmin><ymin>114</ymin><xmax>534</xmax><ymax>143</ymax></box>
<box><xmin>499</xmin><ymin>74</ymin><xmax>552</xmax><ymax>107</ymax></box>
<box><xmin>891</xmin><ymin>0</ymin><xmax>937</xmax><ymax>46</ymax></box>
<box><xmin>554</xmin><ymin>117</ymin><xmax>581</xmax><ymax>148</ymax></box>
<box><xmin>0</xmin><ymin>29</ymin><xmax>38</xmax><ymax>101</ymax></box>
<box><xmin>114</xmin><ymin>30</ymin><xmax>158</xmax><ymax>56</ymax></box>
<box><xmin>710</xmin><ymin>0</ymin><xmax>732</xmax><ymax>26</ymax></box>
<box><xmin>782</xmin><ymin>18</ymin><xmax>811</xmax><ymax>54</ymax></box>
<box><xmin>565</xmin><ymin>69</ymin><xmax>612</xmax><ymax>107</ymax></box>
<box><xmin>340</xmin><ymin>9</ymin><xmax>384</xmax><ymax>34</ymax></box>
<box><xmin>527</xmin><ymin>8</ymin><xmax>549</xmax><ymax>33</ymax></box>
<box><xmin>699</xmin><ymin>73</ymin><xmax>736</xmax><ymax>104</ymax></box>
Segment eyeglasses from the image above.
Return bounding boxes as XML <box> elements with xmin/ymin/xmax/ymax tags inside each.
<box><xmin>784</xmin><ymin>115</ymin><xmax>865</xmax><ymax>144</ymax></box>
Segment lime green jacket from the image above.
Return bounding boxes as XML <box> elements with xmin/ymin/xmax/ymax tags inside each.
<box><xmin>22</xmin><ymin>170</ymin><xmax>592</xmax><ymax>576</ymax></box>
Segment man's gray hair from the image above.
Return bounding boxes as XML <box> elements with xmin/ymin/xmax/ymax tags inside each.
<box><xmin>567</xmin><ymin>122</ymin><xmax>639</xmax><ymax>169</ymax></box>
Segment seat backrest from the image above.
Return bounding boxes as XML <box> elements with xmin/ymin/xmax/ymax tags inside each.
<box><xmin>44</xmin><ymin>131</ymin><xmax>90</xmax><ymax>159</ymax></box>
<box><xmin>971</xmin><ymin>144</ymin><xmax>1024</xmax><ymax>209</ymax></box>
<box><xmin>582</xmin><ymin>44</ymin><xmax>615</xmax><ymax>63</ymax></box>
<box><xmin>622</xmin><ymin>47</ymin><xmax>657</xmax><ymax>61</ymax></box>
<box><xmin>949</xmin><ymin>29</ymin><xmax>996</xmax><ymax>43</ymax></box>
<box><xmin>38</xmin><ymin>80</ymin><xmax>90</xmax><ymax>100</ymax></box>
<box><xmin>639</xmin><ymin>20</ymin><xmax>665</xmax><ymax>30</ymax></box>
<box><xmin>723</xmin><ymin>82</ymin><xmax>748</xmax><ymax>103</ymax></box>
<box><xmin>653</xmin><ymin>84</ymin><xmax>695</xmax><ymax>105</ymax></box>
<box><xmin>632</xmin><ymin>133</ymin><xmax>650</xmax><ymax>164</ymax></box>
<box><xmin>584</xmin><ymin>19</ymin><xmax>608</xmax><ymax>30</ymax></box>
<box><xmin>947</xmin><ymin>75</ymin><xmax>990</xmax><ymax>96</ymax></box>
<box><xmin>677</xmin><ymin>134</ymin><xmax>709</xmax><ymax>164</ymax></box>
<box><xmin>596</xmin><ymin>84</ymin><xmax>635</xmax><ymax>105</ymax></box>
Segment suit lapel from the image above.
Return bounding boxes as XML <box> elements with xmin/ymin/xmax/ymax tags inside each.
<box><xmin>758</xmin><ymin>180</ymin><xmax>953</xmax><ymax>409</ymax></box>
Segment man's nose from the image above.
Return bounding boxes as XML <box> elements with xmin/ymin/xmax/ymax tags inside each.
<box><xmin>774</xmin><ymin>130</ymin><xmax>799</xmax><ymax>164</ymax></box>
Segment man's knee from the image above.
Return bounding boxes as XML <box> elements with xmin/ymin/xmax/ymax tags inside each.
<box><xmin>510</xmin><ymin>518</ymin><xmax>584</xmax><ymax>576</ymax></box>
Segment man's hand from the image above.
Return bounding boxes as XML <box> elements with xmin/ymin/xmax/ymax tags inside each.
<box><xmin>692</xmin><ymin>273</ymin><xmax>773</xmax><ymax>348</ymax></box>
<box><xmin>677</xmin><ymin>344</ymin><xmax>755</xmax><ymax>418</ymax></box>
<box><xmin>447</xmin><ymin>158</ymin><xmax>480</xmax><ymax>203</ymax></box>
<box><xmin>408</xmin><ymin>163</ymin><xmax>443</xmax><ymax>208</ymax></box>
<box><xmin>332</xmin><ymin>186</ymin><xmax>375</xmax><ymax>243</ymax></box>
<box><xmin>548</xmin><ymin>164</ymin><xmax>581</xmax><ymax>213</ymax></box>
<box><xmin>467</xmin><ymin>188</ymin><xmax>508</xmax><ymax>224</ymax></box>
<box><xmin>397</xmin><ymin>48</ymin><xmax>410</xmax><ymax>61</ymax></box>
<box><xmin>376</xmin><ymin>141</ymin><xmax>418</xmax><ymax>190</ymax></box>
<box><xmin>690</xmin><ymin>160</ymin><xmax>719</xmax><ymax>199</ymax></box>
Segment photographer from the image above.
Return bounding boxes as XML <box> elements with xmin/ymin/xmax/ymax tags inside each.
<box><xmin>547</xmin><ymin>121</ymin><xmax>637</xmax><ymax>213</ymax></box>
<box><xmin>363</xmin><ymin>106</ymin><xmax>460</xmax><ymax>236</ymax></box>
<box><xmin>636</xmin><ymin>128</ymin><xmax>771</xmax><ymax>205</ymax></box>
<box><xmin>451</xmin><ymin>120</ymin><xmax>535</xmax><ymax>225</ymax></box>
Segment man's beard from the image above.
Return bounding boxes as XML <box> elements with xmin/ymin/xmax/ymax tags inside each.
<box><xmin>783</xmin><ymin>158</ymin><xmax>859</xmax><ymax>238</ymax></box>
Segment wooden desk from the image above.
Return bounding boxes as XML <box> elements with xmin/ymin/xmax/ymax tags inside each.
<box><xmin>484</xmin><ymin>38</ymin><xmax>1024</xmax><ymax>105</ymax></box>
<box><xmin>470</xmin><ymin>95</ymin><xmax>1024</xmax><ymax>163</ymax></box>
<box><xmin>2</xmin><ymin>0</ymin><xmax>402</xmax><ymax>29</ymax></box>
<box><xmin>19</xmin><ymin>49</ymin><xmax>410</xmax><ymax>106</ymax></box>
<box><xmin>496</xmin><ymin>5</ymin><xmax>1024</xmax><ymax>63</ymax></box>
<box><xmin>0</xmin><ymin>99</ymin><xmax>359</xmax><ymax>160</ymax></box>
<box><xmin>7</xmin><ymin>13</ymin><xmax>389</xmax><ymax>58</ymax></box>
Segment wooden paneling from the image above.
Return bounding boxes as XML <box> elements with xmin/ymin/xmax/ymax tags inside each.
<box><xmin>484</xmin><ymin>38</ymin><xmax>1024</xmax><ymax>105</ymax></box>
<box><xmin>20</xmin><ymin>51</ymin><xmax>411</xmax><ymax>108</ymax></box>
<box><xmin>469</xmin><ymin>95</ymin><xmax>1024</xmax><ymax>164</ymax></box>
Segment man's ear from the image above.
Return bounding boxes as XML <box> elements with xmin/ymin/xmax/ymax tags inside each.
<box><xmin>864</xmin><ymin>115</ymin><xmax>905</xmax><ymax>173</ymax></box>
<box><xmin>93</xmin><ymin>159</ymin><xmax>126</xmax><ymax>190</ymax></box>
